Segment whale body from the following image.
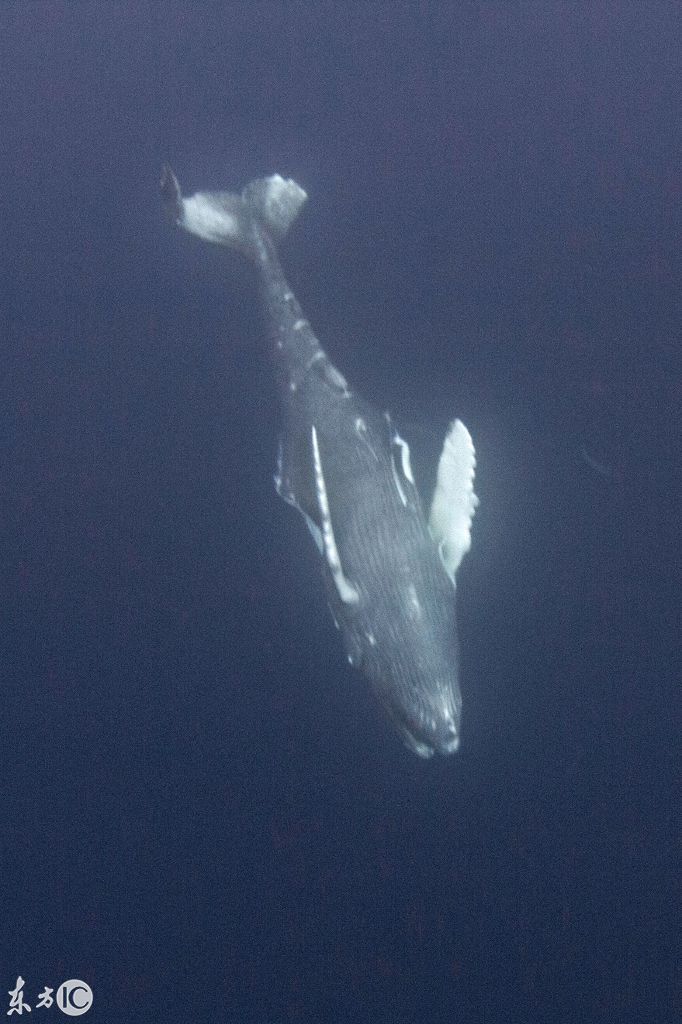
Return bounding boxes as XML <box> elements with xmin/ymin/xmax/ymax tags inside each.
<box><xmin>161</xmin><ymin>166</ymin><xmax>477</xmax><ymax>757</ymax></box>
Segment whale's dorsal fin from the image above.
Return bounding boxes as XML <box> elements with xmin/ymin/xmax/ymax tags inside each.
<box><xmin>428</xmin><ymin>420</ymin><xmax>478</xmax><ymax>582</ymax></box>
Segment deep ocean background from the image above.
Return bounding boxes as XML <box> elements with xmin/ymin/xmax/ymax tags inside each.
<box><xmin>0</xmin><ymin>3</ymin><xmax>679</xmax><ymax>1022</ymax></box>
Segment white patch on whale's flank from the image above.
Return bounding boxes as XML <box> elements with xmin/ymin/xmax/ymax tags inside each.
<box><xmin>406</xmin><ymin>583</ymin><xmax>422</xmax><ymax>620</ymax></box>
<box><xmin>306</xmin><ymin>351</ymin><xmax>325</xmax><ymax>372</ymax></box>
<box><xmin>274</xmin><ymin>440</ymin><xmax>297</xmax><ymax>508</ymax></box>
<box><xmin>389</xmin><ymin>433</ymin><xmax>415</xmax><ymax>506</ymax></box>
<box><xmin>293</xmin><ymin>319</ymin><xmax>307</xmax><ymax>331</ymax></box>
<box><xmin>283</xmin><ymin>290</ymin><xmax>293</xmax><ymax>301</ymax></box>
<box><xmin>393</xmin><ymin>433</ymin><xmax>415</xmax><ymax>484</ymax></box>
<box><xmin>311</xmin><ymin>426</ymin><xmax>359</xmax><ymax>605</ymax></box>
<box><xmin>323</xmin><ymin>362</ymin><xmax>349</xmax><ymax>393</ymax></box>
<box><xmin>355</xmin><ymin>417</ymin><xmax>379</xmax><ymax>460</ymax></box>
<box><xmin>428</xmin><ymin>419</ymin><xmax>478</xmax><ymax>582</ymax></box>
<box><xmin>391</xmin><ymin>455</ymin><xmax>408</xmax><ymax>506</ymax></box>
<box><xmin>273</xmin><ymin>442</ymin><xmax>284</xmax><ymax>496</ymax></box>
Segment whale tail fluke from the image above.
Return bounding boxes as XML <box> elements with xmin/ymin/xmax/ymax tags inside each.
<box><xmin>160</xmin><ymin>165</ymin><xmax>307</xmax><ymax>260</ymax></box>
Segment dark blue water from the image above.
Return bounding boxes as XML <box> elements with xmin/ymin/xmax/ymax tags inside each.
<box><xmin>1</xmin><ymin>3</ymin><xmax>678</xmax><ymax>1022</ymax></box>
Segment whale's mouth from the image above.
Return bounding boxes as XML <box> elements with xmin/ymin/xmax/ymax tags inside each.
<box><xmin>388</xmin><ymin>705</ymin><xmax>460</xmax><ymax>759</ymax></box>
<box><xmin>397</xmin><ymin>726</ymin><xmax>459</xmax><ymax>759</ymax></box>
<box><xmin>399</xmin><ymin>728</ymin><xmax>437</xmax><ymax>759</ymax></box>
<box><xmin>435</xmin><ymin>730</ymin><xmax>460</xmax><ymax>755</ymax></box>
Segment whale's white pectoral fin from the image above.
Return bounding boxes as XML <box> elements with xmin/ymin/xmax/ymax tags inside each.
<box><xmin>428</xmin><ymin>419</ymin><xmax>478</xmax><ymax>582</ymax></box>
<box><xmin>311</xmin><ymin>426</ymin><xmax>360</xmax><ymax>605</ymax></box>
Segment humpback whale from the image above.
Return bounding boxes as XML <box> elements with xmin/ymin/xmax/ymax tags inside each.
<box><xmin>161</xmin><ymin>166</ymin><xmax>477</xmax><ymax>757</ymax></box>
